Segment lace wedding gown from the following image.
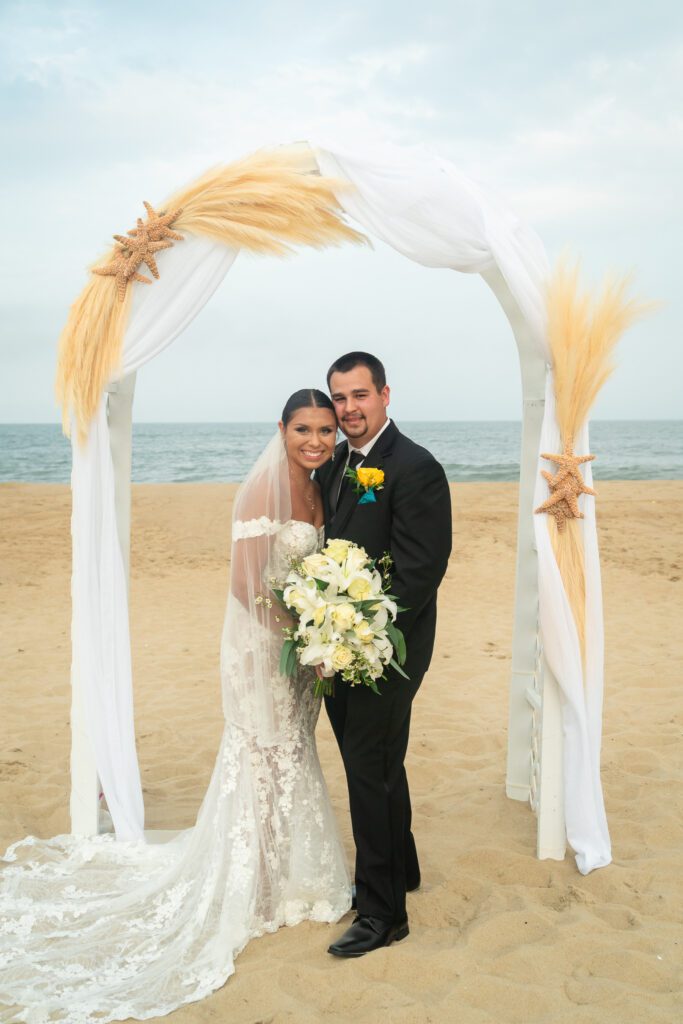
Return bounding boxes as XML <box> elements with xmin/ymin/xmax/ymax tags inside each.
<box><xmin>0</xmin><ymin>518</ymin><xmax>351</xmax><ymax>1024</ymax></box>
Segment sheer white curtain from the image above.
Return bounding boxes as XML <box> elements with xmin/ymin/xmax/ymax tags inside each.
<box><xmin>71</xmin><ymin>236</ymin><xmax>237</xmax><ymax>839</ymax></box>
<box><xmin>71</xmin><ymin>139</ymin><xmax>610</xmax><ymax>870</ymax></box>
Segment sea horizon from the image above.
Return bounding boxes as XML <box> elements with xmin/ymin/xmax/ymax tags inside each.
<box><xmin>1</xmin><ymin>420</ymin><xmax>682</xmax><ymax>484</ymax></box>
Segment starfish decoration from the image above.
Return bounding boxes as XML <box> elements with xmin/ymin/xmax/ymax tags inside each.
<box><xmin>127</xmin><ymin>202</ymin><xmax>184</xmax><ymax>244</ymax></box>
<box><xmin>92</xmin><ymin>202</ymin><xmax>184</xmax><ymax>301</ymax></box>
<box><xmin>535</xmin><ymin>438</ymin><xmax>596</xmax><ymax>532</ymax></box>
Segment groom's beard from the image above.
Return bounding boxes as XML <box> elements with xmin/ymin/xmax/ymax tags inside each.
<box><xmin>338</xmin><ymin>412</ymin><xmax>369</xmax><ymax>442</ymax></box>
<box><xmin>339</xmin><ymin>413</ymin><xmax>366</xmax><ymax>438</ymax></box>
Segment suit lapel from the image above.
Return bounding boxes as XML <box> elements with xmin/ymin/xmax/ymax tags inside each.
<box><xmin>330</xmin><ymin>421</ymin><xmax>398</xmax><ymax>537</ymax></box>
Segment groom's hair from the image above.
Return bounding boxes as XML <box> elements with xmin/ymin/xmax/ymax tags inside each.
<box><xmin>326</xmin><ymin>352</ymin><xmax>386</xmax><ymax>393</ymax></box>
<box><xmin>281</xmin><ymin>388</ymin><xmax>335</xmax><ymax>426</ymax></box>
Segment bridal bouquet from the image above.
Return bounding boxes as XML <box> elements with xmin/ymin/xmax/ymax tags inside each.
<box><xmin>274</xmin><ymin>540</ymin><xmax>408</xmax><ymax>697</ymax></box>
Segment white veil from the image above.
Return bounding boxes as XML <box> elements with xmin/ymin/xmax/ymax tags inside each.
<box><xmin>0</xmin><ymin>430</ymin><xmax>351</xmax><ymax>1024</ymax></box>
<box><xmin>220</xmin><ymin>430</ymin><xmax>293</xmax><ymax>744</ymax></box>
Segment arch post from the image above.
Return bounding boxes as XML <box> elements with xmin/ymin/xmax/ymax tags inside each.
<box><xmin>481</xmin><ymin>267</ymin><xmax>565</xmax><ymax>859</ymax></box>
<box><xmin>69</xmin><ymin>372</ymin><xmax>136</xmax><ymax>836</ymax></box>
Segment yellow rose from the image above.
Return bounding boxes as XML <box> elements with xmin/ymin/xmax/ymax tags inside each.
<box><xmin>324</xmin><ymin>538</ymin><xmax>351</xmax><ymax>564</ymax></box>
<box><xmin>331</xmin><ymin>644</ymin><xmax>354</xmax><ymax>671</ymax></box>
<box><xmin>348</xmin><ymin>577</ymin><xmax>372</xmax><ymax>601</ymax></box>
<box><xmin>356</xmin><ymin>467</ymin><xmax>384</xmax><ymax>491</ymax></box>
<box><xmin>331</xmin><ymin>603</ymin><xmax>357</xmax><ymax>631</ymax></box>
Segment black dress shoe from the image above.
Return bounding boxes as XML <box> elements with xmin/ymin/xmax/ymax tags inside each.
<box><xmin>328</xmin><ymin>915</ymin><xmax>409</xmax><ymax>958</ymax></box>
<box><xmin>407</xmin><ymin>877</ymin><xmax>421</xmax><ymax>893</ymax></box>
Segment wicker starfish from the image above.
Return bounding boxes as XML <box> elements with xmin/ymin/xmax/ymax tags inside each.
<box><xmin>92</xmin><ymin>202</ymin><xmax>184</xmax><ymax>300</ymax></box>
<box><xmin>535</xmin><ymin>438</ymin><xmax>596</xmax><ymax>531</ymax></box>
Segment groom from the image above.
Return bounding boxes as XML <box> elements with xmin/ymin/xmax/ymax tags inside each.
<box><xmin>318</xmin><ymin>352</ymin><xmax>452</xmax><ymax>957</ymax></box>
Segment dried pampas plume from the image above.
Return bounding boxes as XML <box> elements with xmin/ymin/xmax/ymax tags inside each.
<box><xmin>56</xmin><ymin>147</ymin><xmax>367</xmax><ymax>442</ymax></box>
<box><xmin>547</xmin><ymin>261</ymin><xmax>654</xmax><ymax>443</ymax></box>
<box><xmin>541</xmin><ymin>259</ymin><xmax>655</xmax><ymax>653</ymax></box>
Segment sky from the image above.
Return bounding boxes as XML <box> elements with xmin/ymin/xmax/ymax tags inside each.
<box><xmin>1</xmin><ymin>0</ymin><xmax>681</xmax><ymax>424</ymax></box>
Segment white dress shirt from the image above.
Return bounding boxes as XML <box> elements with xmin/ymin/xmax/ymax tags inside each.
<box><xmin>344</xmin><ymin>417</ymin><xmax>392</xmax><ymax>467</ymax></box>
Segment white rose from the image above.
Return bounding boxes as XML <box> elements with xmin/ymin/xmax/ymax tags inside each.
<box><xmin>331</xmin><ymin>603</ymin><xmax>357</xmax><ymax>631</ymax></box>
<box><xmin>331</xmin><ymin>645</ymin><xmax>354</xmax><ymax>671</ymax></box>
<box><xmin>324</xmin><ymin>539</ymin><xmax>351</xmax><ymax>564</ymax></box>
<box><xmin>348</xmin><ymin>575</ymin><xmax>372</xmax><ymax>601</ymax></box>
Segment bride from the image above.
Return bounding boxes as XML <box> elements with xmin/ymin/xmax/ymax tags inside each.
<box><xmin>0</xmin><ymin>389</ymin><xmax>351</xmax><ymax>1023</ymax></box>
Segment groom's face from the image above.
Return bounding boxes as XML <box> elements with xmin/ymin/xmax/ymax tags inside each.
<box><xmin>329</xmin><ymin>365</ymin><xmax>390</xmax><ymax>446</ymax></box>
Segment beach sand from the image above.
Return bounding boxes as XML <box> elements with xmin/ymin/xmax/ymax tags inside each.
<box><xmin>1</xmin><ymin>481</ymin><xmax>681</xmax><ymax>1023</ymax></box>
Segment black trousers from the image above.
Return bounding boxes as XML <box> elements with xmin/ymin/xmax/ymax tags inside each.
<box><xmin>325</xmin><ymin>669</ymin><xmax>422</xmax><ymax>924</ymax></box>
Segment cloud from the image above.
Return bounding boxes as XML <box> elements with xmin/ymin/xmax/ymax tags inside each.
<box><xmin>0</xmin><ymin>1</ymin><xmax>681</xmax><ymax>421</ymax></box>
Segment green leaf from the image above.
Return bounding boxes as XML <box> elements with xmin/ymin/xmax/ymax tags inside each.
<box><xmin>389</xmin><ymin>657</ymin><xmax>410</xmax><ymax>680</ymax></box>
<box><xmin>344</xmin><ymin>466</ymin><xmax>363</xmax><ymax>494</ymax></box>
<box><xmin>279</xmin><ymin>640</ymin><xmax>294</xmax><ymax>676</ymax></box>
<box><xmin>395</xmin><ymin>628</ymin><xmax>407</xmax><ymax>665</ymax></box>
<box><xmin>385</xmin><ymin>621</ymin><xmax>407</xmax><ymax>664</ymax></box>
<box><xmin>286</xmin><ymin>644</ymin><xmax>298</xmax><ymax>677</ymax></box>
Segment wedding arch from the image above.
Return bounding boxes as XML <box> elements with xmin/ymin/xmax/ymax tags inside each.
<box><xmin>57</xmin><ymin>140</ymin><xmax>615</xmax><ymax>875</ymax></box>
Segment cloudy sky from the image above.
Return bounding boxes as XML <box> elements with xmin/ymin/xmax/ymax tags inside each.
<box><xmin>1</xmin><ymin>0</ymin><xmax>681</xmax><ymax>423</ymax></box>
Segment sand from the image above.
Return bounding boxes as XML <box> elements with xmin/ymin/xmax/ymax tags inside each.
<box><xmin>1</xmin><ymin>481</ymin><xmax>681</xmax><ymax>1023</ymax></box>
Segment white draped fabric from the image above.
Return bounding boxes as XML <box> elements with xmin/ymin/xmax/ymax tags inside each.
<box><xmin>534</xmin><ymin>381</ymin><xmax>611</xmax><ymax>872</ymax></box>
<box><xmin>70</xmin><ymin>141</ymin><xmax>610</xmax><ymax>870</ymax></box>
<box><xmin>72</xmin><ymin>236</ymin><xmax>237</xmax><ymax>839</ymax></box>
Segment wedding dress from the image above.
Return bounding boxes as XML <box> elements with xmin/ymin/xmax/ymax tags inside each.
<box><xmin>0</xmin><ymin>434</ymin><xmax>351</xmax><ymax>1023</ymax></box>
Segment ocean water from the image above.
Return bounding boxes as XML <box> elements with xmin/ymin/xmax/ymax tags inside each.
<box><xmin>0</xmin><ymin>421</ymin><xmax>681</xmax><ymax>484</ymax></box>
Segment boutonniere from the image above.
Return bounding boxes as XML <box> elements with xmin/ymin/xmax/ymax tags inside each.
<box><xmin>346</xmin><ymin>466</ymin><xmax>385</xmax><ymax>504</ymax></box>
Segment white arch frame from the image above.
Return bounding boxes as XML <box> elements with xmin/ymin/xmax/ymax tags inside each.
<box><xmin>72</xmin><ymin>281</ymin><xmax>565</xmax><ymax>862</ymax></box>
<box><xmin>67</xmin><ymin>141</ymin><xmax>612</xmax><ymax>871</ymax></box>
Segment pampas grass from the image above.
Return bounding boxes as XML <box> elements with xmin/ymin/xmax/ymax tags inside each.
<box><xmin>56</xmin><ymin>147</ymin><xmax>366</xmax><ymax>441</ymax></box>
<box><xmin>547</xmin><ymin>261</ymin><xmax>654</xmax><ymax>444</ymax></box>
<box><xmin>544</xmin><ymin>259</ymin><xmax>654</xmax><ymax>654</ymax></box>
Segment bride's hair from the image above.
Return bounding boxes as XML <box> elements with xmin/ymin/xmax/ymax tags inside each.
<box><xmin>281</xmin><ymin>388</ymin><xmax>335</xmax><ymax>426</ymax></box>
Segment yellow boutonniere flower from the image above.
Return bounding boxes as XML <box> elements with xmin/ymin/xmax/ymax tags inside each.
<box><xmin>356</xmin><ymin>467</ymin><xmax>385</xmax><ymax>491</ymax></box>
<box><xmin>345</xmin><ymin>465</ymin><xmax>384</xmax><ymax>505</ymax></box>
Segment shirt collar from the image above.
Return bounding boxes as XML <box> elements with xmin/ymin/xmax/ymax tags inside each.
<box><xmin>346</xmin><ymin>417</ymin><xmax>392</xmax><ymax>460</ymax></box>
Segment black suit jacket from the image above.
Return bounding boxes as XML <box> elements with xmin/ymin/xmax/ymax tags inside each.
<box><xmin>317</xmin><ymin>421</ymin><xmax>452</xmax><ymax>682</ymax></box>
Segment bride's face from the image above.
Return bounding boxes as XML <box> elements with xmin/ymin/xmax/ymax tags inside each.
<box><xmin>280</xmin><ymin>406</ymin><xmax>337</xmax><ymax>472</ymax></box>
